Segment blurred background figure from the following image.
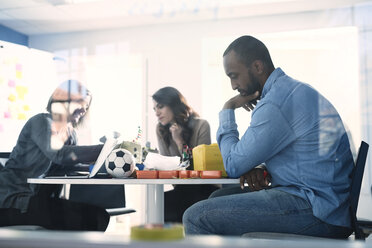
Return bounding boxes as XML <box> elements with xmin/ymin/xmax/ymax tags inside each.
<box><xmin>0</xmin><ymin>80</ymin><xmax>109</xmax><ymax>231</ymax></box>
<box><xmin>152</xmin><ymin>86</ymin><xmax>219</xmax><ymax>223</ymax></box>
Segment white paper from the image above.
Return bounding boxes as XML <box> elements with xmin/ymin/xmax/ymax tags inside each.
<box><xmin>143</xmin><ymin>152</ymin><xmax>181</xmax><ymax>170</ymax></box>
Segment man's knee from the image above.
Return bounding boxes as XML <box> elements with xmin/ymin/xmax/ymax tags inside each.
<box><xmin>183</xmin><ymin>204</ymin><xmax>205</xmax><ymax>234</ymax></box>
<box><xmin>182</xmin><ymin>204</ymin><xmax>194</xmax><ymax>224</ymax></box>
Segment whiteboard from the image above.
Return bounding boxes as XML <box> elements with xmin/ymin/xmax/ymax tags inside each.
<box><xmin>0</xmin><ymin>40</ymin><xmax>57</xmax><ymax>151</ymax></box>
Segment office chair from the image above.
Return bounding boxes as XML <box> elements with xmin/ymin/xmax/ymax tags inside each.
<box><xmin>0</xmin><ymin>152</ymin><xmax>11</xmax><ymax>157</ymax></box>
<box><xmin>243</xmin><ymin>141</ymin><xmax>372</xmax><ymax>240</ymax></box>
<box><xmin>2</xmin><ymin>151</ymin><xmax>135</xmax><ymax>216</ymax></box>
<box><xmin>0</xmin><ymin>152</ymin><xmax>46</xmax><ymax>231</ymax></box>
<box><xmin>69</xmin><ymin>184</ymin><xmax>136</xmax><ymax>216</ymax></box>
<box><xmin>0</xmin><ymin>152</ymin><xmax>11</xmax><ymax>167</ymax></box>
<box><xmin>349</xmin><ymin>141</ymin><xmax>371</xmax><ymax>240</ymax></box>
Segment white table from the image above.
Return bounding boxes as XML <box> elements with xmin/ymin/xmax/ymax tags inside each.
<box><xmin>27</xmin><ymin>177</ymin><xmax>239</xmax><ymax>224</ymax></box>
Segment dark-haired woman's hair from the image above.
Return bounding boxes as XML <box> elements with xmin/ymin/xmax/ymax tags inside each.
<box><xmin>152</xmin><ymin>86</ymin><xmax>199</xmax><ymax>147</ymax></box>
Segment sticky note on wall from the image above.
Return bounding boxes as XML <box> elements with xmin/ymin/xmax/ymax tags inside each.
<box><xmin>16</xmin><ymin>85</ymin><xmax>28</xmax><ymax>100</ymax></box>
<box><xmin>18</xmin><ymin>113</ymin><xmax>26</xmax><ymax>120</ymax></box>
<box><xmin>8</xmin><ymin>94</ymin><xmax>16</xmax><ymax>102</ymax></box>
<box><xmin>16</xmin><ymin>71</ymin><xmax>22</xmax><ymax>79</ymax></box>
<box><xmin>8</xmin><ymin>80</ymin><xmax>15</xmax><ymax>87</ymax></box>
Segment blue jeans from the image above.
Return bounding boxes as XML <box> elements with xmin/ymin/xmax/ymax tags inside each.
<box><xmin>183</xmin><ymin>186</ymin><xmax>352</xmax><ymax>238</ymax></box>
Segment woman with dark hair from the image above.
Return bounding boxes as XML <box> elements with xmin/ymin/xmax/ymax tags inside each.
<box><xmin>0</xmin><ymin>80</ymin><xmax>109</xmax><ymax>231</ymax></box>
<box><xmin>152</xmin><ymin>86</ymin><xmax>219</xmax><ymax>223</ymax></box>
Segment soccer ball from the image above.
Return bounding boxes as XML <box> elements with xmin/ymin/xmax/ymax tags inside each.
<box><xmin>105</xmin><ymin>148</ymin><xmax>135</xmax><ymax>178</ymax></box>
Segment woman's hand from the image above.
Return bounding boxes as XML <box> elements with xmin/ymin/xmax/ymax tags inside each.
<box><xmin>50</xmin><ymin>122</ymin><xmax>73</xmax><ymax>149</ymax></box>
<box><xmin>169</xmin><ymin>123</ymin><xmax>184</xmax><ymax>150</ymax></box>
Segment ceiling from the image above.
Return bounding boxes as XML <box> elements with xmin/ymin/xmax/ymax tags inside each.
<box><xmin>0</xmin><ymin>0</ymin><xmax>369</xmax><ymax>36</ymax></box>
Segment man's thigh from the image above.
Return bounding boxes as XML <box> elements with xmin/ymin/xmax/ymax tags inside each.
<box><xmin>184</xmin><ymin>188</ymin><xmax>317</xmax><ymax>235</ymax></box>
<box><xmin>209</xmin><ymin>186</ymin><xmax>249</xmax><ymax>198</ymax></box>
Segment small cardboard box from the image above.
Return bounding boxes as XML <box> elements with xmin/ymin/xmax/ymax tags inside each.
<box><xmin>200</xmin><ymin>170</ymin><xmax>222</xmax><ymax>179</ymax></box>
<box><xmin>189</xmin><ymin>170</ymin><xmax>200</xmax><ymax>178</ymax></box>
<box><xmin>158</xmin><ymin>170</ymin><xmax>179</xmax><ymax>179</ymax></box>
<box><xmin>192</xmin><ymin>143</ymin><xmax>227</xmax><ymax>177</ymax></box>
<box><xmin>136</xmin><ymin>170</ymin><xmax>158</xmax><ymax>179</ymax></box>
<box><xmin>179</xmin><ymin>170</ymin><xmax>190</xmax><ymax>178</ymax></box>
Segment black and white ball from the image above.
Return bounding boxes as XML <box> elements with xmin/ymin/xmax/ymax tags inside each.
<box><xmin>105</xmin><ymin>148</ymin><xmax>135</xmax><ymax>178</ymax></box>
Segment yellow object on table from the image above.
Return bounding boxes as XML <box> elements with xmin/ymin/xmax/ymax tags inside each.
<box><xmin>192</xmin><ymin>143</ymin><xmax>227</xmax><ymax>177</ymax></box>
<box><xmin>130</xmin><ymin>224</ymin><xmax>184</xmax><ymax>241</ymax></box>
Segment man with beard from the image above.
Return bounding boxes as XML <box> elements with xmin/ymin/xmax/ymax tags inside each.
<box><xmin>183</xmin><ymin>35</ymin><xmax>354</xmax><ymax>239</ymax></box>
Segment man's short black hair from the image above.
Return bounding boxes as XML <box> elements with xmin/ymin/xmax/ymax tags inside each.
<box><xmin>223</xmin><ymin>35</ymin><xmax>274</xmax><ymax>70</ymax></box>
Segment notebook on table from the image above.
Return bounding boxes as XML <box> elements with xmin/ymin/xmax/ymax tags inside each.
<box><xmin>44</xmin><ymin>137</ymin><xmax>118</xmax><ymax>179</ymax></box>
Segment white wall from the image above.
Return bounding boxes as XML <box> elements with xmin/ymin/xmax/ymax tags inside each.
<box><xmin>28</xmin><ymin>6</ymin><xmax>359</xmax><ymax>147</ymax></box>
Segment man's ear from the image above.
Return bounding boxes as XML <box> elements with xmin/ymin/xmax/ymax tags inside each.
<box><xmin>251</xmin><ymin>60</ymin><xmax>264</xmax><ymax>74</ymax></box>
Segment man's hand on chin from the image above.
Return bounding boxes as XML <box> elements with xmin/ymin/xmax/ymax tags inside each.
<box><xmin>223</xmin><ymin>91</ymin><xmax>259</xmax><ymax>111</ymax></box>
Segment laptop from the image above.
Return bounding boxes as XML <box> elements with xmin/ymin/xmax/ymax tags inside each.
<box><xmin>44</xmin><ymin>137</ymin><xmax>118</xmax><ymax>179</ymax></box>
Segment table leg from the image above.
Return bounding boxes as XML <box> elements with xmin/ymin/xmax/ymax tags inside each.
<box><xmin>145</xmin><ymin>184</ymin><xmax>164</xmax><ymax>224</ymax></box>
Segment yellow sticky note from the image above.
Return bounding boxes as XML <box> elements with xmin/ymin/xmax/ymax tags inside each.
<box><xmin>8</xmin><ymin>94</ymin><xmax>16</xmax><ymax>102</ymax></box>
<box><xmin>18</xmin><ymin>113</ymin><xmax>27</xmax><ymax>120</ymax></box>
<box><xmin>16</xmin><ymin>71</ymin><xmax>22</xmax><ymax>79</ymax></box>
<box><xmin>16</xmin><ymin>86</ymin><xmax>28</xmax><ymax>100</ymax></box>
<box><xmin>23</xmin><ymin>105</ymin><xmax>30</xmax><ymax>111</ymax></box>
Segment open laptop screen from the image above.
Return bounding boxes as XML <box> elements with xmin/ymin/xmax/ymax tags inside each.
<box><xmin>89</xmin><ymin>138</ymin><xmax>118</xmax><ymax>178</ymax></box>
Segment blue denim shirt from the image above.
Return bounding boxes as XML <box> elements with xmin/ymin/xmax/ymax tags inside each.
<box><xmin>217</xmin><ymin>68</ymin><xmax>354</xmax><ymax>228</ymax></box>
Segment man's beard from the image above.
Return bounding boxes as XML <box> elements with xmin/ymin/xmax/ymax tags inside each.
<box><xmin>241</xmin><ymin>72</ymin><xmax>261</xmax><ymax>97</ymax></box>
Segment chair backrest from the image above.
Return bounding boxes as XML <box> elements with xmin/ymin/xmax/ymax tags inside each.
<box><xmin>69</xmin><ymin>184</ymin><xmax>126</xmax><ymax>209</ymax></box>
<box><xmin>349</xmin><ymin>141</ymin><xmax>369</xmax><ymax>238</ymax></box>
<box><xmin>0</xmin><ymin>152</ymin><xmax>11</xmax><ymax>167</ymax></box>
<box><xmin>0</xmin><ymin>152</ymin><xmax>11</xmax><ymax>158</ymax></box>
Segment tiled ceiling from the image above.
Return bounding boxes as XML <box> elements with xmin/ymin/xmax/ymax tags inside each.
<box><xmin>0</xmin><ymin>0</ymin><xmax>369</xmax><ymax>36</ymax></box>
